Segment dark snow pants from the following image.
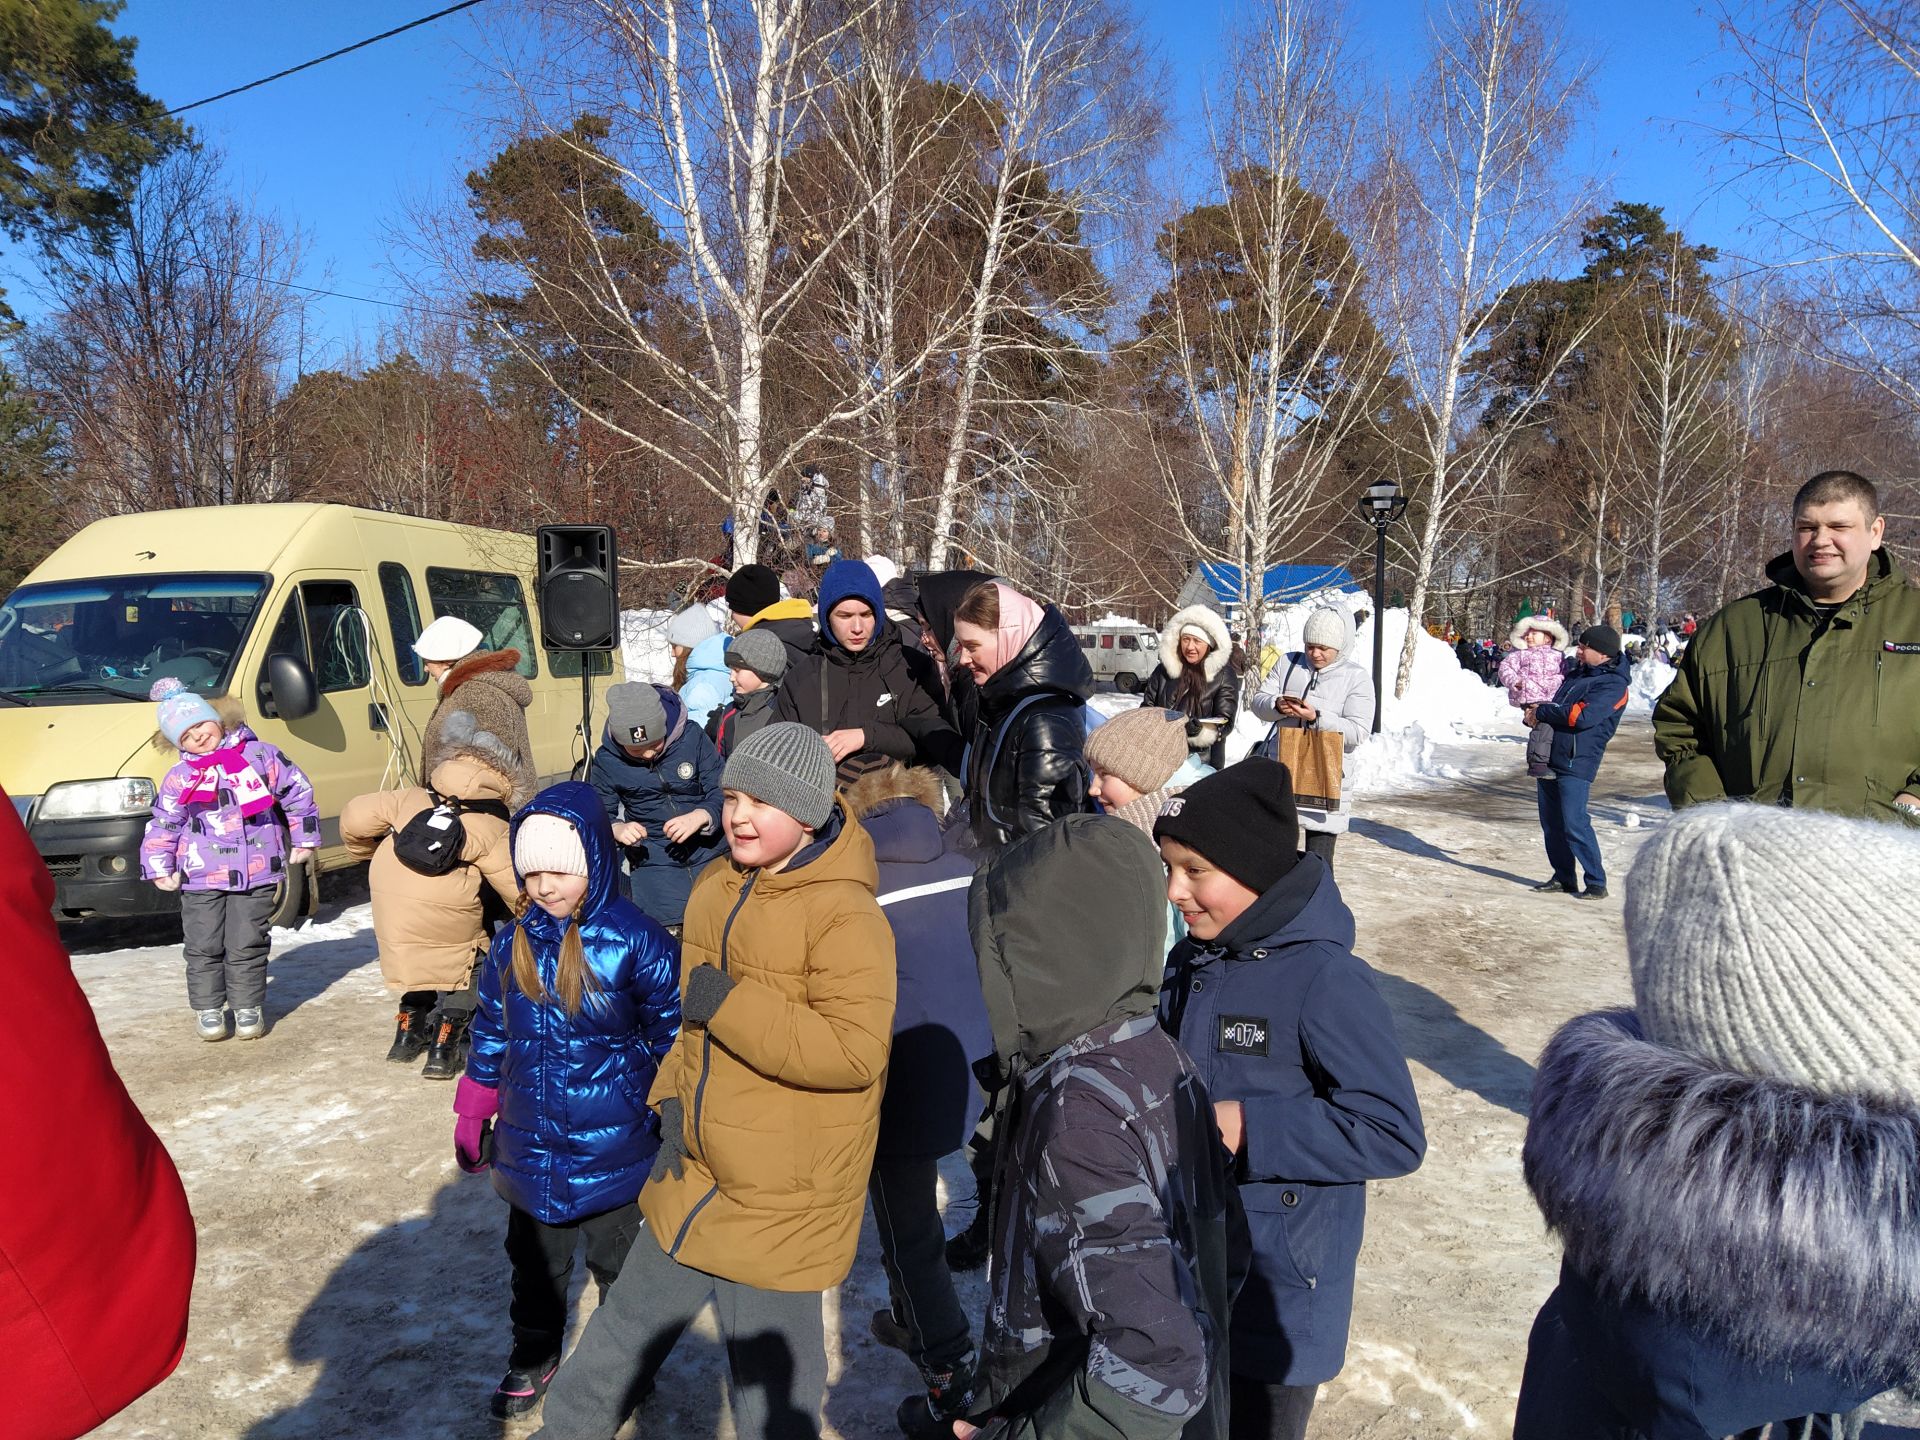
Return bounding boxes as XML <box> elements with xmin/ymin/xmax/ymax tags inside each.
<box><xmin>533</xmin><ymin>1223</ymin><xmax>826</xmax><ymax>1440</ymax></box>
<box><xmin>870</xmin><ymin>1155</ymin><xmax>973</xmax><ymax>1374</ymax></box>
<box><xmin>503</xmin><ymin>1202</ymin><xmax>642</xmax><ymax>1370</ymax></box>
<box><xmin>179</xmin><ymin>885</ymin><xmax>276</xmax><ymax>1010</ymax></box>
<box><xmin>1229</xmin><ymin>1375</ymin><xmax>1317</xmax><ymax>1440</ymax></box>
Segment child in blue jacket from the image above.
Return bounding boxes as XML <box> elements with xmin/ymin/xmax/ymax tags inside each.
<box><xmin>452</xmin><ymin>782</ymin><xmax>681</xmax><ymax>1421</ymax></box>
<box><xmin>1154</xmin><ymin>759</ymin><xmax>1426</xmax><ymax>1440</ymax></box>
<box><xmin>589</xmin><ymin>681</ymin><xmax>727</xmax><ymax>930</ymax></box>
<box><xmin>1524</xmin><ymin>625</ymin><xmax>1632</xmax><ymax>900</ymax></box>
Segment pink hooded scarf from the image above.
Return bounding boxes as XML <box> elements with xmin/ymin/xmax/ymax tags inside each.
<box><xmin>977</xmin><ymin>582</ymin><xmax>1047</xmax><ymax>681</ymax></box>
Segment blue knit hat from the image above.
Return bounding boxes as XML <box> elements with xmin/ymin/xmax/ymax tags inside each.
<box><xmin>151</xmin><ymin>677</ymin><xmax>221</xmax><ymax>747</ymax></box>
<box><xmin>815</xmin><ymin>559</ymin><xmax>886</xmax><ymax>650</ymax></box>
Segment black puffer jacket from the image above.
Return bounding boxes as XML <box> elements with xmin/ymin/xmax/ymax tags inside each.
<box><xmin>964</xmin><ymin>605</ymin><xmax>1095</xmax><ymax>851</ymax></box>
<box><xmin>969</xmin><ymin>816</ymin><xmax>1247</xmax><ymax>1440</ymax></box>
<box><xmin>1140</xmin><ymin>606</ymin><xmax>1240</xmax><ymax>769</ymax></box>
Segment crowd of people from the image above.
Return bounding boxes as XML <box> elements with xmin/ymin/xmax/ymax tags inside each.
<box><xmin>12</xmin><ymin>470</ymin><xmax>1919</xmax><ymax>1440</ymax></box>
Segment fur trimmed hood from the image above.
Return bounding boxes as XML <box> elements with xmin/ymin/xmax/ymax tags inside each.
<box><xmin>1525</xmin><ymin>1009</ymin><xmax>1920</xmax><ymax>1388</ymax></box>
<box><xmin>1508</xmin><ymin>615</ymin><xmax>1569</xmax><ymax>649</ymax></box>
<box><xmin>439</xmin><ymin>648</ymin><xmax>531</xmax><ymax>703</ymax></box>
<box><xmin>1158</xmin><ymin>605</ymin><xmax>1232</xmax><ymax>682</ymax></box>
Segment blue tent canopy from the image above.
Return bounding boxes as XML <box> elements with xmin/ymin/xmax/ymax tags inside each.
<box><xmin>1189</xmin><ymin>562</ymin><xmax>1361</xmax><ymax>607</ymax></box>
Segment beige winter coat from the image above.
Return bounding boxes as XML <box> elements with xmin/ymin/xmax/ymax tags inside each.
<box><xmin>341</xmin><ymin>757</ymin><xmax>519</xmax><ymax>993</ymax></box>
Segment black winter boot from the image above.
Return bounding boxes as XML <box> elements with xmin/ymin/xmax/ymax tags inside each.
<box><xmin>421</xmin><ymin>1010</ymin><xmax>470</xmax><ymax>1081</ymax></box>
<box><xmin>896</xmin><ymin>1355</ymin><xmax>977</xmax><ymax>1438</ymax></box>
<box><xmin>490</xmin><ymin>1355</ymin><xmax>560</xmax><ymax>1419</ymax></box>
<box><xmin>944</xmin><ymin>1210</ymin><xmax>990</xmax><ymax>1271</ymax></box>
<box><xmin>386</xmin><ymin>998</ymin><xmax>435</xmax><ymax>1063</ymax></box>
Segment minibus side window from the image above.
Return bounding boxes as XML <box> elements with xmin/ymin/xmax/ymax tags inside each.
<box><xmin>256</xmin><ymin>594</ymin><xmax>309</xmax><ymax>709</ymax></box>
<box><xmin>379</xmin><ymin>563</ymin><xmax>425</xmax><ymax>685</ymax></box>
<box><xmin>547</xmin><ymin>649</ymin><xmax>613</xmax><ymax>679</ymax></box>
<box><xmin>301</xmin><ymin>581</ymin><xmax>371</xmax><ymax>692</ymax></box>
<box><xmin>424</xmin><ymin>568</ymin><xmax>539</xmax><ymax>679</ymax></box>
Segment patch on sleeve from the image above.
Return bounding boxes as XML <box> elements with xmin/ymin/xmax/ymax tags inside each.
<box><xmin>1217</xmin><ymin>1014</ymin><xmax>1270</xmax><ymax>1056</ymax></box>
<box><xmin>1885</xmin><ymin>642</ymin><xmax>1920</xmax><ymax>654</ymax></box>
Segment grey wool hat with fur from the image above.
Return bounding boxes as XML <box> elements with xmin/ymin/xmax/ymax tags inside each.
<box><xmin>723</xmin><ymin>721</ymin><xmax>838</xmax><ymax>830</ymax></box>
<box><xmin>725</xmin><ymin>626</ymin><xmax>789</xmax><ymax>684</ymax></box>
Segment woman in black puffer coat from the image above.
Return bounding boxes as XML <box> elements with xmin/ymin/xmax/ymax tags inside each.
<box><xmin>950</xmin><ymin>580</ymin><xmax>1095</xmax><ymax>853</ymax></box>
<box><xmin>1139</xmin><ymin>604</ymin><xmax>1239</xmax><ymax>769</ymax></box>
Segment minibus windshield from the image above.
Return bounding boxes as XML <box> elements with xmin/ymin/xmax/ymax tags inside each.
<box><xmin>0</xmin><ymin>574</ymin><xmax>269</xmax><ymax>701</ymax></box>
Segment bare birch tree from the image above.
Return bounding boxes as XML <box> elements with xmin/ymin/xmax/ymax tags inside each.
<box><xmin>1371</xmin><ymin>0</ymin><xmax>1598</xmax><ymax>697</ymax></box>
<box><xmin>1719</xmin><ymin>0</ymin><xmax>1920</xmax><ymax>415</ymax></box>
<box><xmin>922</xmin><ymin>0</ymin><xmax>1160</xmax><ymax>568</ymax></box>
<box><xmin>1136</xmin><ymin>0</ymin><xmax>1389</xmax><ymax>650</ymax></box>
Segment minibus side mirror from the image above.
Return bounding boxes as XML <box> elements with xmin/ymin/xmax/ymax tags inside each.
<box><xmin>262</xmin><ymin>652</ymin><xmax>318</xmax><ymax>721</ymax></box>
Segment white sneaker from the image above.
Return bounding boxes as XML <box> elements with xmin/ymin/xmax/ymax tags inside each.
<box><xmin>232</xmin><ymin>1007</ymin><xmax>266</xmax><ymax>1040</ymax></box>
<box><xmin>196</xmin><ymin>1008</ymin><xmax>229</xmax><ymax>1042</ymax></box>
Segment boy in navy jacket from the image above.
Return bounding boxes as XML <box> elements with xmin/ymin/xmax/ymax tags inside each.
<box><xmin>1154</xmin><ymin>760</ymin><xmax>1425</xmax><ymax>1440</ymax></box>
<box><xmin>1525</xmin><ymin>625</ymin><xmax>1632</xmax><ymax>899</ymax></box>
<box><xmin>589</xmin><ymin>682</ymin><xmax>726</xmax><ymax>930</ymax></box>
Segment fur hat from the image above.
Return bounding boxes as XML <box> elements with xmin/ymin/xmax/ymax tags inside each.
<box><xmin>150</xmin><ymin>677</ymin><xmax>220</xmax><ymax>747</ymax></box>
<box><xmin>1158</xmin><ymin>605</ymin><xmax>1232</xmax><ymax>681</ymax></box>
<box><xmin>723</xmin><ymin>721</ymin><xmax>837</xmax><ymax>830</ymax></box>
<box><xmin>1086</xmin><ymin>707</ymin><xmax>1189</xmax><ymax>797</ymax></box>
<box><xmin>1302</xmin><ymin>607</ymin><xmax>1354</xmax><ymax>655</ymax></box>
<box><xmin>1508</xmin><ymin>615</ymin><xmax>1569</xmax><ymax>649</ymax></box>
<box><xmin>725</xmin><ymin>626</ymin><xmax>789</xmax><ymax>684</ymax></box>
<box><xmin>1627</xmin><ymin>803</ymin><xmax>1920</xmax><ymax>1103</ymax></box>
<box><xmin>514</xmin><ymin>812</ymin><xmax>588</xmax><ymax>879</ymax></box>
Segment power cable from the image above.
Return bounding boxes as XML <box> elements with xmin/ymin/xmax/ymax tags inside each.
<box><xmin>166</xmin><ymin>0</ymin><xmax>490</xmax><ymax>116</ymax></box>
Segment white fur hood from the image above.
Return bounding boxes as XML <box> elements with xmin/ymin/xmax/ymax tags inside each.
<box><xmin>1158</xmin><ymin>605</ymin><xmax>1232</xmax><ymax>682</ymax></box>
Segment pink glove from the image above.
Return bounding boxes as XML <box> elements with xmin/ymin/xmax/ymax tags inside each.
<box><xmin>453</xmin><ymin>1076</ymin><xmax>498</xmax><ymax>1174</ymax></box>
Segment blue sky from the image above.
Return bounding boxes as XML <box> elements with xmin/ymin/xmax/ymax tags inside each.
<box><xmin>4</xmin><ymin>0</ymin><xmax>1746</xmax><ymax>357</ymax></box>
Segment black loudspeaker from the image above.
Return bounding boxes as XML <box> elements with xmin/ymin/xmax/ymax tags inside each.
<box><xmin>536</xmin><ymin>525</ymin><xmax>620</xmax><ymax>650</ymax></box>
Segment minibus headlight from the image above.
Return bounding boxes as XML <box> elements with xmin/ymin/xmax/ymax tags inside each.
<box><xmin>37</xmin><ymin>778</ymin><xmax>157</xmax><ymax>820</ymax></box>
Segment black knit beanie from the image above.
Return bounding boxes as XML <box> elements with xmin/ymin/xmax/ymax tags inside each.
<box><xmin>725</xmin><ymin>564</ymin><xmax>782</xmax><ymax>618</ymax></box>
<box><xmin>1153</xmin><ymin>757</ymin><xmax>1299</xmax><ymax>896</ymax></box>
<box><xmin>1579</xmin><ymin>624</ymin><xmax>1622</xmax><ymax>659</ymax></box>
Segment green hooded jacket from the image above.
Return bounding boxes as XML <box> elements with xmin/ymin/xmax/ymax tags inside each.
<box><xmin>1653</xmin><ymin>549</ymin><xmax>1920</xmax><ymax>817</ymax></box>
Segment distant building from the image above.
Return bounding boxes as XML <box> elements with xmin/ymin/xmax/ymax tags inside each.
<box><xmin>1175</xmin><ymin>562</ymin><xmax>1361</xmax><ymax>628</ymax></box>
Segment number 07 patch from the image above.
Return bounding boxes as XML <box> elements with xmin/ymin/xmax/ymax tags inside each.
<box><xmin>1218</xmin><ymin>1015</ymin><xmax>1270</xmax><ymax>1056</ymax></box>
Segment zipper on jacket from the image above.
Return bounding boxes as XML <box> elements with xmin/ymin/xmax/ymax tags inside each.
<box><xmin>690</xmin><ymin>872</ymin><xmax>756</xmax><ymax>1159</ymax></box>
<box><xmin>668</xmin><ymin>1180</ymin><xmax>720</xmax><ymax>1257</ymax></box>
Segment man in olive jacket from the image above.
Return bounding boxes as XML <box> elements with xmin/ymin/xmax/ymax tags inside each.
<box><xmin>1655</xmin><ymin>470</ymin><xmax>1920</xmax><ymax>821</ymax></box>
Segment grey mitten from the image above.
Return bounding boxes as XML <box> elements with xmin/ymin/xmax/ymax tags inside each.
<box><xmin>651</xmin><ymin>1096</ymin><xmax>687</xmax><ymax>1184</ymax></box>
<box><xmin>682</xmin><ymin>963</ymin><xmax>737</xmax><ymax>1026</ymax></box>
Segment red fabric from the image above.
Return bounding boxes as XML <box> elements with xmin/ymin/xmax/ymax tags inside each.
<box><xmin>0</xmin><ymin>786</ymin><xmax>196</xmax><ymax>1438</ymax></box>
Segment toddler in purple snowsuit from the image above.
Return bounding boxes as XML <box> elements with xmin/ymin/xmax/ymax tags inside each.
<box><xmin>140</xmin><ymin>679</ymin><xmax>321</xmax><ymax>1040</ymax></box>
<box><xmin>1498</xmin><ymin>618</ymin><xmax>1572</xmax><ymax>779</ymax></box>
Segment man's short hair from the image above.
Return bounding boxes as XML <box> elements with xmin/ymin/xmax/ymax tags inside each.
<box><xmin>1793</xmin><ymin>470</ymin><xmax>1880</xmax><ymax>520</ymax></box>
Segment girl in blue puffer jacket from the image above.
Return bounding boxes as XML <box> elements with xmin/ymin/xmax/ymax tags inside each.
<box><xmin>451</xmin><ymin>782</ymin><xmax>681</xmax><ymax>1421</ymax></box>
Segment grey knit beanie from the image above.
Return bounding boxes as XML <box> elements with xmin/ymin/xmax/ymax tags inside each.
<box><xmin>1301</xmin><ymin>607</ymin><xmax>1354</xmax><ymax>655</ymax></box>
<box><xmin>725</xmin><ymin>626</ymin><xmax>789</xmax><ymax>684</ymax></box>
<box><xmin>1626</xmin><ymin>802</ymin><xmax>1920</xmax><ymax>1104</ymax></box>
<box><xmin>605</xmin><ymin>682</ymin><xmax>668</xmax><ymax>748</ymax></box>
<box><xmin>1085</xmin><ymin>707</ymin><xmax>1189</xmax><ymax>796</ymax></box>
<box><xmin>723</xmin><ymin>721</ymin><xmax>837</xmax><ymax>830</ymax></box>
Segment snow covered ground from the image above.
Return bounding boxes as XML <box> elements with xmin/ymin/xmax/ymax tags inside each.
<box><xmin>67</xmin><ymin>621</ymin><xmax>1913</xmax><ymax>1438</ymax></box>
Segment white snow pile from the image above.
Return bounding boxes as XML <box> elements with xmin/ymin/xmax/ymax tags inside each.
<box><xmin>1626</xmin><ymin>654</ymin><xmax>1677</xmax><ymax>714</ymax></box>
<box><xmin>1089</xmin><ymin>612</ymin><xmax>1148</xmax><ymax>629</ymax></box>
<box><xmin>1225</xmin><ymin>589</ymin><xmax>1512</xmax><ymax>791</ymax></box>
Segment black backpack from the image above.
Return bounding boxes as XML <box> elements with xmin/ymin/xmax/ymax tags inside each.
<box><xmin>393</xmin><ymin>788</ymin><xmax>513</xmax><ymax>877</ymax></box>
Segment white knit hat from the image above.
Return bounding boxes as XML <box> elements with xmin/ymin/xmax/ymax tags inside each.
<box><xmin>413</xmin><ymin>615</ymin><xmax>485</xmax><ymax>662</ymax></box>
<box><xmin>1301</xmin><ymin>607</ymin><xmax>1353</xmax><ymax>655</ymax></box>
<box><xmin>665</xmin><ymin>606</ymin><xmax>719</xmax><ymax>650</ymax></box>
<box><xmin>514</xmin><ymin>812</ymin><xmax>589</xmax><ymax>879</ymax></box>
<box><xmin>1626</xmin><ymin>803</ymin><xmax>1920</xmax><ymax>1103</ymax></box>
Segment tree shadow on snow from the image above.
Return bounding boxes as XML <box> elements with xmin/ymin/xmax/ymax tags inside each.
<box><xmin>1370</xmin><ymin>969</ymin><xmax>1535</xmax><ymax>1118</ymax></box>
<box><xmin>1350</xmin><ymin>816</ymin><xmax>1539</xmax><ymax>889</ymax></box>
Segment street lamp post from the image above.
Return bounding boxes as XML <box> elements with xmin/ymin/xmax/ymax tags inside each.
<box><xmin>1357</xmin><ymin>479</ymin><xmax>1408</xmax><ymax>734</ymax></box>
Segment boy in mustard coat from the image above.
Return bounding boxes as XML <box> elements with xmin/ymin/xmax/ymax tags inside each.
<box><xmin>533</xmin><ymin>723</ymin><xmax>896</xmax><ymax>1440</ymax></box>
